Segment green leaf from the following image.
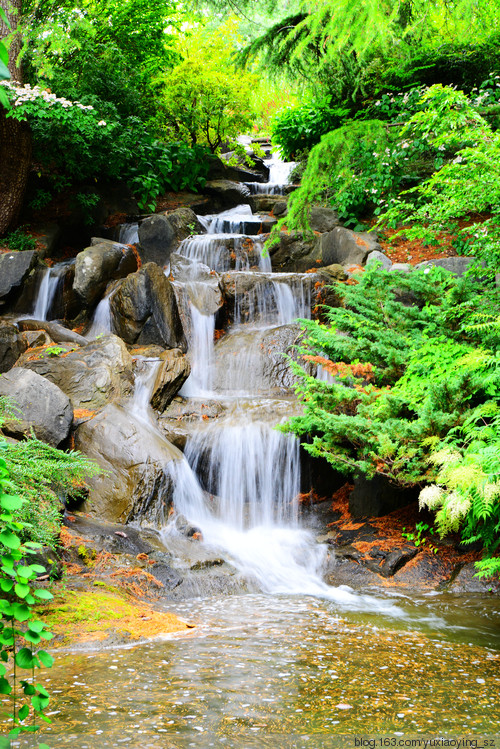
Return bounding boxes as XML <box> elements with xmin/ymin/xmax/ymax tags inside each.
<box><xmin>21</xmin><ymin>682</ymin><xmax>36</xmax><ymax>695</ymax></box>
<box><xmin>0</xmin><ymin>676</ymin><xmax>12</xmax><ymax>695</ymax></box>
<box><xmin>0</xmin><ymin>579</ymin><xmax>14</xmax><ymax>592</ymax></box>
<box><xmin>0</xmin><ymin>59</ymin><xmax>9</xmax><ymax>84</ymax></box>
<box><xmin>0</xmin><ymin>735</ymin><xmax>11</xmax><ymax>749</ymax></box>
<box><xmin>31</xmin><ymin>694</ymin><xmax>50</xmax><ymax>711</ymax></box>
<box><xmin>0</xmin><ymin>494</ymin><xmax>24</xmax><ymax>511</ymax></box>
<box><xmin>33</xmin><ymin>589</ymin><xmax>53</xmax><ymax>601</ymax></box>
<box><xmin>12</xmin><ymin>602</ymin><xmax>30</xmax><ymax>621</ymax></box>
<box><xmin>14</xmin><ymin>582</ymin><xmax>31</xmax><ymax>598</ymax></box>
<box><xmin>18</xmin><ymin>704</ymin><xmax>30</xmax><ymax>721</ymax></box>
<box><xmin>37</xmin><ymin>651</ymin><xmax>54</xmax><ymax>668</ymax></box>
<box><xmin>0</xmin><ymin>530</ymin><xmax>21</xmax><ymax>550</ymax></box>
<box><xmin>28</xmin><ymin>620</ymin><xmax>46</xmax><ymax>633</ymax></box>
<box><xmin>15</xmin><ymin>647</ymin><xmax>36</xmax><ymax>669</ymax></box>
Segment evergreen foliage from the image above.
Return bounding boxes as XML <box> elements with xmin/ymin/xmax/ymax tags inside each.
<box><xmin>284</xmin><ymin>265</ymin><xmax>500</xmax><ymax>570</ymax></box>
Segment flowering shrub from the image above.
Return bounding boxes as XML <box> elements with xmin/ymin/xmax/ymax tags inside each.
<box><xmin>1</xmin><ymin>81</ymin><xmax>209</xmax><ymax>212</ymax></box>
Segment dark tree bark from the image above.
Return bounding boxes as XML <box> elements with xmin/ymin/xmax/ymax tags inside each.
<box><xmin>0</xmin><ymin>0</ymin><xmax>32</xmax><ymax>236</ymax></box>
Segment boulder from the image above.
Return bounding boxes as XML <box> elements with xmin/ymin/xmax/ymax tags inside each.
<box><xmin>320</xmin><ymin>227</ymin><xmax>381</xmax><ymax>267</ymax></box>
<box><xmin>215</xmin><ymin>152</ymin><xmax>270</xmax><ymax>182</ymax></box>
<box><xmin>252</xmin><ymin>195</ymin><xmax>287</xmax><ymax>214</ymax></box>
<box><xmin>138</xmin><ymin>214</ymin><xmax>175</xmax><ymax>267</ymax></box>
<box><xmin>320</xmin><ymin>264</ymin><xmax>348</xmax><ymax>281</ymax></box>
<box><xmin>21</xmin><ymin>334</ymin><xmax>134</xmax><ymax>410</ymax></box>
<box><xmin>273</xmin><ymin>201</ymin><xmax>288</xmax><ymax>218</ymax></box>
<box><xmin>366</xmin><ymin>250</ymin><xmax>393</xmax><ymax>270</ymax></box>
<box><xmin>0</xmin><ymin>368</ymin><xmax>72</xmax><ymax>446</ymax></box>
<box><xmin>73</xmin><ymin>242</ymin><xmax>137</xmax><ymax>308</ymax></box>
<box><xmin>0</xmin><ymin>251</ymin><xmax>38</xmax><ymax>305</ymax></box>
<box><xmin>308</xmin><ymin>207</ymin><xmax>340</xmax><ymax>233</ymax></box>
<box><xmin>415</xmin><ymin>257</ymin><xmax>477</xmax><ymax>277</ymax></box>
<box><xmin>149</xmin><ymin>349</ymin><xmax>191</xmax><ymax>412</ymax></box>
<box><xmin>390</xmin><ymin>263</ymin><xmax>412</xmax><ymax>273</ymax></box>
<box><xmin>269</xmin><ymin>231</ymin><xmax>320</xmax><ymax>272</ymax></box>
<box><xmin>0</xmin><ymin>323</ymin><xmax>27</xmax><ymax>372</ymax></box>
<box><xmin>170</xmin><ymin>254</ymin><xmax>223</xmax><ymax>316</ymax></box>
<box><xmin>213</xmin><ymin>323</ymin><xmax>311</xmax><ymax>394</ymax></box>
<box><xmin>110</xmin><ymin>263</ymin><xmax>186</xmax><ymax>350</ymax></box>
<box><xmin>203</xmin><ymin>180</ymin><xmax>254</xmax><ymax>211</ymax></box>
<box><xmin>74</xmin><ymin>403</ymin><xmax>184</xmax><ymax>524</ymax></box>
<box><xmin>165</xmin><ymin>207</ymin><xmax>204</xmax><ymax>242</ymax></box>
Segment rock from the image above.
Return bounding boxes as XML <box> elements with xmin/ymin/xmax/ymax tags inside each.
<box><xmin>29</xmin><ymin>546</ymin><xmax>63</xmax><ymax>579</ymax></box>
<box><xmin>16</xmin><ymin>319</ymin><xmax>88</xmax><ymax>346</ymax></box>
<box><xmin>308</xmin><ymin>207</ymin><xmax>340</xmax><ymax>233</ymax></box>
<box><xmin>366</xmin><ymin>250</ymin><xmax>393</xmax><ymax>270</ymax></box>
<box><xmin>273</xmin><ymin>201</ymin><xmax>288</xmax><ymax>217</ymax></box>
<box><xmin>213</xmin><ymin>323</ymin><xmax>310</xmax><ymax>394</ymax></box>
<box><xmin>63</xmin><ymin>513</ymin><xmax>168</xmax><ymax>556</ymax></box>
<box><xmin>362</xmin><ymin>545</ymin><xmax>419</xmax><ymax>578</ymax></box>
<box><xmin>159</xmin><ymin>398</ymin><xmax>229</xmax><ymax>449</ymax></box>
<box><xmin>215</xmin><ymin>152</ymin><xmax>270</xmax><ymax>182</ymax></box>
<box><xmin>415</xmin><ymin>257</ymin><xmax>477</xmax><ymax>277</ymax></box>
<box><xmin>269</xmin><ymin>231</ymin><xmax>320</xmax><ymax>272</ymax></box>
<box><xmin>22</xmin><ymin>330</ymin><xmax>52</xmax><ymax>349</ymax></box>
<box><xmin>20</xmin><ymin>334</ymin><xmax>134</xmax><ymax>410</ymax></box>
<box><xmin>349</xmin><ymin>474</ymin><xmax>418</xmax><ymax>518</ymax></box>
<box><xmin>390</xmin><ymin>263</ymin><xmax>412</xmax><ymax>273</ymax></box>
<box><xmin>0</xmin><ymin>368</ymin><xmax>72</xmax><ymax>446</ymax></box>
<box><xmin>170</xmin><ymin>253</ymin><xmax>223</xmax><ymax>316</ymax></box>
<box><xmin>138</xmin><ymin>214</ymin><xmax>175</xmax><ymax>267</ymax></box>
<box><xmin>149</xmin><ymin>349</ymin><xmax>191</xmax><ymax>412</ymax></box>
<box><xmin>110</xmin><ymin>263</ymin><xmax>186</xmax><ymax>350</ymax></box>
<box><xmin>320</xmin><ymin>227</ymin><xmax>381</xmax><ymax>267</ymax></box>
<box><xmin>0</xmin><ymin>323</ymin><xmax>27</xmax><ymax>372</ymax></box>
<box><xmin>320</xmin><ymin>264</ymin><xmax>348</xmax><ymax>281</ymax></box>
<box><xmin>203</xmin><ymin>180</ymin><xmax>254</xmax><ymax>211</ymax></box>
<box><xmin>252</xmin><ymin>195</ymin><xmax>287</xmax><ymax>213</ymax></box>
<box><xmin>165</xmin><ymin>207</ymin><xmax>204</xmax><ymax>242</ymax></box>
<box><xmin>446</xmin><ymin>562</ymin><xmax>500</xmax><ymax>593</ymax></box>
<box><xmin>174</xmin><ymin>514</ymin><xmax>202</xmax><ymax>538</ymax></box>
<box><xmin>73</xmin><ymin>242</ymin><xmax>137</xmax><ymax>308</ymax></box>
<box><xmin>0</xmin><ymin>251</ymin><xmax>38</xmax><ymax>305</ymax></box>
<box><xmin>74</xmin><ymin>403</ymin><xmax>184</xmax><ymax>524</ymax></box>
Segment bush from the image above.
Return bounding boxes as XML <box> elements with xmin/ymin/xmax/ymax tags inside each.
<box><xmin>271</xmin><ymin>98</ymin><xmax>351</xmax><ymax>160</ymax></box>
<box><xmin>283</xmin><ymin>265</ymin><xmax>500</xmax><ymax>573</ymax></box>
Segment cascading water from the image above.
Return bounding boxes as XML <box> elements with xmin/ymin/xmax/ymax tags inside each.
<box><xmin>31</xmin><ymin>267</ymin><xmax>60</xmax><ymax>320</ymax></box>
<box><xmin>87</xmin><ymin>293</ymin><xmax>113</xmax><ymax>339</ymax></box>
<box><xmin>165</xmin><ymin>152</ymin><xmax>406</xmax><ymax>616</ymax></box>
<box><xmin>118</xmin><ymin>222</ymin><xmax>139</xmax><ymax>245</ymax></box>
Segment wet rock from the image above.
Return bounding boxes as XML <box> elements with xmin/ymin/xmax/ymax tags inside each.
<box><xmin>0</xmin><ymin>368</ymin><xmax>72</xmax><ymax>446</ymax></box>
<box><xmin>269</xmin><ymin>231</ymin><xmax>320</xmax><ymax>272</ymax></box>
<box><xmin>320</xmin><ymin>227</ymin><xmax>381</xmax><ymax>267</ymax></box>
<box><xmin>174</xmin><ymin>514</ymin><xmax>202</xmax><ymax>538</ymax></box>
<box><xmin>349</xmin><ymin>474</ymin><xmax>418</xmax><ymax>518</ymax></box>
<box><xmin>253</xmin><ymin>195</ymin><xmax>287</xmax><ymax>213</ymax></box>
<box><xmin>212</xmin><ymin>153</ymin><xmax>269</xmax><ymax>182</ymax></box>
<box><xmin>203</xmin><ymin>179</ymin><xmax>254</xmax><ymax>210</ymax></box>
<box><xmin>138</xmin><ymin>214</ymin><xmax>175</xmax><ymax>267</ymax></box>
<box><xmin>0</xmin><ymin>323</ymin><xmax>27</xmax><ymax>372</ymax></box>
<box><xmin>150</xmin><ymin>349</ymin><xmax>191</xmax><ymax>412</ymax></box>
<box><xmin>30</xmin><ymin>546</ymin><xmax>63</xmax><ymax>580</ymax></box>
<box><xmin>22</xmin><ymin>330</ymin><xmax>52</xmax><ymax>349</ymax></box>
<box><xmin>308</xmin><ymin>207</ymin><xmax>340</xmax><ymax>233</ymax></box>
<box><xmin>74</xmin><ymin>402</ymin><xmax>184</xmax><ymax>524</ymax></box>
<box><xmin>110</xmin><ymin>263</ymin><xmax>186</xmax><ymax>350</ymax></box>
<box><xmin>170</xmin><ymin>253</ymin><xmax>224</xmax><ymax>316</ymax></box>
<box><xmin>165</xmin><ymin>207</ymin><xmax>204</xmax><ymax>242</ymax></box>
<box><xmin>391</xmin><ymin>551</ymin><xmax>454</xmax><ymax>588</ymax></box>
<box><xmin>0</xmin><ymin>251</ymin><xmax>38</xmax><ymax>306</ymax></box>
<box><xmin>320</xmin><ymin>264</ymin><xmax>348</xmax><ymax>281</ymax></box>
<box><xmin>16</xmin><ymin>319</ymin><xmax>88</xmax><ymax>346</ymax></box>
<box><xmin>149</xmin><ymin>563</ymin><xmax>183</xmax><ymax>590</ymax></box>
<box><xmin>21</xmin><ymin>334</ymin><xmax>134</xmax><ymax>410</ymax></box>
<box><xmin>63</xmin><ymin>513</ymin><xmax>169</xmax><ymax>556</ymax></box>
<box><xmin>213</xmin><ymin>323</ymin><xmax>309</xmax><ymax>394</ymax></box>
<box><xmin>159</xmin><ymin>398</ymin><xmax>228</xmax><ymax>449</ymax></box>
<box><xmin>362</xmin><ymin>545</ymin><xmax>419</xmax><ymax>578</ymax></box>
<box><xmin>366</xmin><ymin>250</ymin><xmax>393</xmax><ymax>270</ymax></box>
<box><xmin>73</xmin><ymin>242</ymin><xmax>137</xmax><ymax>308</ymax></box>
<box><xmin>446</xmin><ymin>562</ymin><xmax>500</xmax><ymax>593</ymax></box>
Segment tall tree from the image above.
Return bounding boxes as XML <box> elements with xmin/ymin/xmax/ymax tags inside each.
<box><xmin>0</xmin><ymin>0</ymin><xmax>32</xmax><ymax>235</ymax></box>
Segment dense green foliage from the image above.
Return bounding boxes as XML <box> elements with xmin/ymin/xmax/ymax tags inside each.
<box><xmin>271</xmin><ymin>98</ymin><xmax>350</xmax><ymax>160</ymax></box>
<box><xmin>0</xmin><ymin>458</ymin><xmax>54</xmax><ymax>745</ymax></box>
<box><xmin>284</xmin><ymin>265</ymin><xmax>500</xmax><ymax>571</ymax></box>
<box><xmin>0</xmin><ymin>398</ymin><xmax>100</xmax><ymax>548</ymax></box>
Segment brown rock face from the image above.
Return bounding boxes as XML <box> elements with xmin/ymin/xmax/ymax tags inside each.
<box><xmin>150</xmin><ymin>349</ymin><xmax>191</xmax><ymax>412</ymax></box>
<box><xmin>110</xmin><ymin>263</ymin><xmax>186</xmax><ymax>350</ymax></box>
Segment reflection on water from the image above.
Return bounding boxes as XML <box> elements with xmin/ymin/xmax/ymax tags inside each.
<box><xmin>5</xmin><ymin>593</ymin><xmax>500</xmax><ymax>748</ymax></box>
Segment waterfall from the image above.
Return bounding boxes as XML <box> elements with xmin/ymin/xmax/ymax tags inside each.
<box><xmin>179</xmin><ymin>304</ymin><xmax>216</xmax><ymax>397</ymax></box>
<box><xmin>129</xmin><ymin>357</ymin><xmax>161</xmax><ymax>424</ymax></box>
<box><xmin>118</xmin><ymin>222</ymin><xmax>139</xmax><ymax>245</ymax></box>
<box><xmin>87</xmin><ymin>292</ymin><xmax>114</xmax><ymax>339</ymax></box>
<box><xmin>234</xmin><ymin>276</ymin><xmax>311</xmax><ymax>327</ymax></box>
<box><xmin>31</xmin><ymin>267</ymin><xmax>60</xmax><ymax>321</ymax></box>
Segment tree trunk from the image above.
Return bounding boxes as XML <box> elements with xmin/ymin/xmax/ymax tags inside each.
<box><xmin>0</xmin><ymin>0</ymin><xmax>32</xmax><ymax>235</ymax></box>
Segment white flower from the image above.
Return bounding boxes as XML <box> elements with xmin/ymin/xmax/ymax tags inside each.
<box><xmin>97</xmin><ymin>120</ymin><xmax>107</xmax><ymax>126</ymax></box>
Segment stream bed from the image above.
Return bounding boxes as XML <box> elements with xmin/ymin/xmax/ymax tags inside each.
<box><xmin>22</xmin><ymin>591</ymin><xmax>500</xmax><ymax>748</ymax></box>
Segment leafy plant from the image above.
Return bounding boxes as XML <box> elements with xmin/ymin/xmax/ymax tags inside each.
<box><xmin>2</xmin><ymin>228</ymin><xmax>36</xmax><ymax>252</ymax></box>
<box><xmin>0</xmin><ymin>457</ymin><xmax>54</xmax><ymax>746</ymax></box>
<box><xmin>271</xmin><ymin>98</ymin><xmax>351</xmax><ymax>160</ymax></box>
<box><xmin>402</xmin><ymin>522</ymin><xmax>438</xmax><ymax>551</ymax></box>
